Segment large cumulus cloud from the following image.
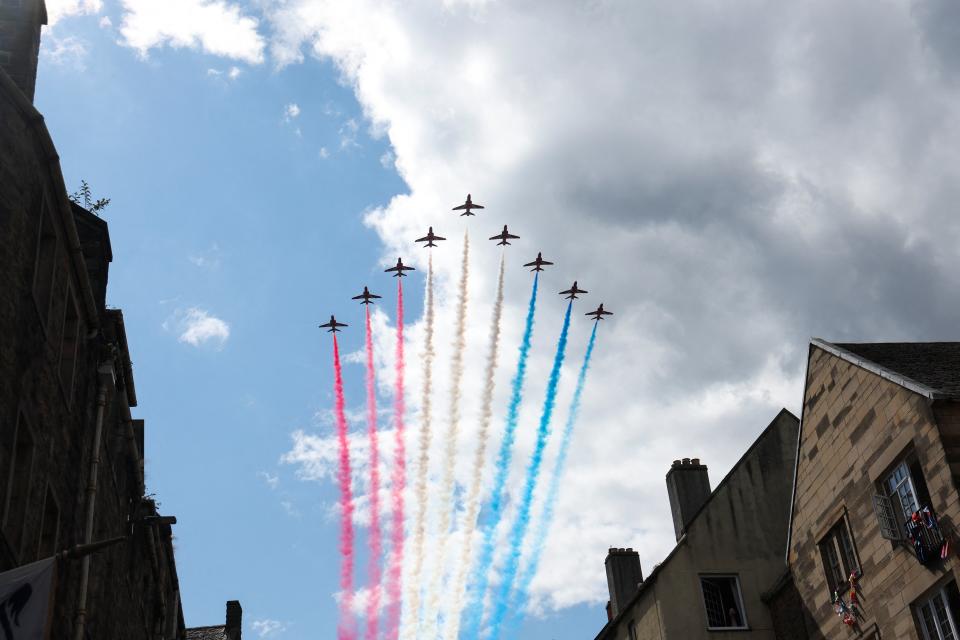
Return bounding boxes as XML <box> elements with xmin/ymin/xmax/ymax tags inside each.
<box><xmin>267</xmin><ymin>0</ymin><xmax>960</xmax><ymax>613</ymax></box>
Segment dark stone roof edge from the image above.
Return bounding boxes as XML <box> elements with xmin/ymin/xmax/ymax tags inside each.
<box><xmin>810</xmin><ymin>338</ymin><xmax>950</xmax><ymax>400</ymax></box>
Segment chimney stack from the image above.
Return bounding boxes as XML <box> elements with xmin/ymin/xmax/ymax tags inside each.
<box><xmin>666</xmin><ymin>458</ymin><xmax>710</xmax><ymax>541</ymax></box>
<box><xmin>0</xmin><ymin>0</ymin><xmax>47</xmax><ymax>102</ymax></box>
<box><xmin>605</xmin><ymin>548</ymin><xmax>642</xmax><ymax>619</ymax></box>
<box><xmin>225</xmin><ymin>600</ymin><xmax>242</xmax><ymax>640</ymax></box>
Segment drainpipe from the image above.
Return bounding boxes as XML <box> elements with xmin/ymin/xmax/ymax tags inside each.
<box><xmin>74</xmin><ymin>360</ymin><xmax>115</xmax><ymax>640</ymax></box>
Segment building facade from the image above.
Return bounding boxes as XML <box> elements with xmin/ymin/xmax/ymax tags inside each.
<box><xmin>0</xmin><ymin>2</ymin><xmax>236</xmax><ymax>636</ymax></box>
<box><xmin>595</xmin><ymin>409</ymin><xmax>800</xmax><ymax>640</ymax></box>
<box><xmin>785</xmin><ymin>340</ymin><xmax>960</xmax><ymax>639</ymax></box>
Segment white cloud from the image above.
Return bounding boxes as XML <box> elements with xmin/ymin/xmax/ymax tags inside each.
<box><xmin>188</xmin><ymin>243</ymin><xmax>222</xmax><ymax>268</ymax></box>
<box><xmin>284</xmin><ymin>103</ymin><xmax>301</xmax><ymax>119</ymax></box>
<box><xmin>99</xmin><ymin>15</ymin><xmax>113</xmax><ymax>29</ymax></box>
<box><xmin>379</xmin><ymin>150</ymin><xmax>395</xmax><ymax>169</ymax></box>
<box><xmin>118</xmin><ymin>0</ymin><xmax>265</xmax><ymax>64</ymax></box>
<box><xmin>45</xmin><ymin>0</ymin><xmax>103</xmax><ymax>26</ymax></box>
<box><xmin>251</xmin><ymin>619</ymin><xmax>287</xmax><ymax>638</ymax></box>
<box><xmin>318</xmin><ymin>147</ymin><xmax>330</xmax><ymax>159</ymax></box>
<box><xmin>40</xmin><ymin>35</ymin><xmax>89</xmax><ymax>70</ymax></box>
<box><xmin>228</xmin><ymin>65</ymin><xmax>242</xmax><ymax>79</ymax></box>
<box><xmin>257</xmin><ymin>471</ymin><xmax>279</xmax><ymax>489</ymax></box>
<box><xmin>269</xmin><ymin>0</ymin><xmax>960</xmax><ymax>622</ymax></box>
<box><xmin>164</xmin><ymin>307</ymin><xmax>230</xmax><ymax>348</ymax></box>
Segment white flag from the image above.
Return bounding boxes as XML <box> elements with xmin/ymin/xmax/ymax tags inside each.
<box><xmin>0</xmin><ymin>558</ymin><xmax>55</xmax><ymax>640</ymax></box>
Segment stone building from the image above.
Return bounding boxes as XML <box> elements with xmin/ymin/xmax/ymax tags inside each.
<box><xmin>595</xmin><ymin>409</ymin><xmax>800</xmax><ymax>640</ymax></box>
<box><xmin>0</xmin><ymin>1</ymin><xmax>237</xmax><ymax>636</ymax></box>
<box><xmin>186</xmin><ymin>601</ymin><xmax>243</xmax><ymax>640</ymax></box>
<box><xmin>782</xmin><ymin>339</ymin><xmax>960</xmax><ymax>639</ymax></box>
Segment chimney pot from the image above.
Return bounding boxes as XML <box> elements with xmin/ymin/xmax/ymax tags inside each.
<box><xmin>666</xmin><ymin>458</ymin><xmax>711</xmax><ymax>541</ymax></box>
<box><xmin>225</xmin><ymin>600</ymin><xmax>242</xmax><ymax>640</ymax></box>
<box><xmin>605</xmin><ymin>548</ymin><xmax>643</xmax><ymax>620</ymax></box>
<box><xmin>672</xmin><ymin>460</ymin><xmax>681</xmax><ymax>467</ymax></box>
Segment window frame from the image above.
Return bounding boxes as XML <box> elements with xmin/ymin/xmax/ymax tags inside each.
<box><xmin>818</xmin><ymin>514</ymin><xmax>860</xmax><ymax>595</ymax></box>
<box><xmin>873</xmin><ymin>452</ymin><xmax>934</xmax><ymax>542</ymax></box>
<box><xmin>57</xmin><ymin>283</ymin><xmax>81</xmax><ymax>407</ymax></box>
<box><xmin>3</xmin><ymin>410</ymin><xmax>36</xmax><ymax>560</ymax></box>
<box><xmin>916</xmin><ymin>583</ymin><xmax>960</xmax><ymax>640</ymax></box>
<box><xmin>31</xmin><ymin>194</ymin><xmax>60</xmax><ymax>336</ymax></box>
<box><xmin>699</xmin><ymin>574</ymin><xmax>749</xmax><ymax>631</ymax></box>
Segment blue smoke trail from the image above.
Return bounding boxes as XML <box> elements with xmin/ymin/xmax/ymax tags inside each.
<box><xmin>486</xmin><ymin>301</ymin><xmax>573</xmax><ymax>640</ymax></box>
<box><xmin>505</xmin><ymin>321</ymin><xmax>599</xmax><ymax>636</ymax></box>
<box><xmin>459</xmin><ymin>274</ymin><xmax>539</xmax><ymax>640</ymax></box>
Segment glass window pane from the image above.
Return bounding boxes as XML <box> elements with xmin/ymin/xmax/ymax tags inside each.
<box><xmin>920</xmin><ymin>602</ymin><xmax>938</xmax><ymax>640</ymax></box>
<box><xmin>838</xmin><ymin>524</ymin><xmax>858</xmax><ymax>574</ymax></box>
<box><xmin>935</xmin><ymin>593</ymin><xmax>956</xmax><ymax>640</ymax></box>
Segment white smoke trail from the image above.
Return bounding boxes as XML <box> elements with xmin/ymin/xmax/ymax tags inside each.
<box><xmin>403</xmin><ymin>253</ymin><xmax>435</xmax><ymax>640</ymax></box>
<box><xmin>443</xmin><ymin>252</ymin><xmax>505</xmax><ymax>640</ymax></box>
<box><xmin>425</xmin><ymin>232</ymin><xmax>470</xmax><ymax>637</ymax></box>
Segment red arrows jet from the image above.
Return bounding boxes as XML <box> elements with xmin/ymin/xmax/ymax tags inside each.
<box><xmin>452</xmin><ymin>194</ymin><xmax>484</xmax><ymax>216</ymax></box>
<box><xmin>352</xmin><ymin>286</ymin><xmax>381</xmax><ymax>305</ymax></box>
<box><xmin>585</xmin><ymin>304</ymin><xmax>613</xmax><ymax>320</ymax></box>
<box><xmin>489</xmin><ymin>225</ymin><xmax>520</xmax><ymax>246</ymax></box>
<box><xmin>319</xmin><ymin>315</ymin><xmax>348</xmax><ymax>333</ymax></box>
<box><xmin>559</xmin><ymin>281</ymin><xmax>588</xmax><ymax>300</ymax></box>
<box><xmin>416</xmin><ymin>227</ymin><xmax>446</xmax><ymax>247</ymax></box>
<box><xmin>385</xmin><ymin>258</ymin><xmax>415</xmax><ymax>277</ymax></box>
<box><xmin>523</xmin><ymin>252</ymin><xmax>554</xmax><ymax>272</ymax></box>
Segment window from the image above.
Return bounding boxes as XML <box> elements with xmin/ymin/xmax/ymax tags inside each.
<box><xmin>32</xmin><ymin>198</ymin><xmax>59</xmax><ymax>330</ymax></box>
<box><xmin>873</xmin><ymin>456</ymin><xmax>934</xmax><ymax>541</ymax></box>
<box><xmin>36</xmin><ymin>486</ymin><xmax>59</xmax><ymax>559</ymax></box>
<box><xmin>628</xmin><ymin>620</ymin><xmax>638</xmax><ymax>640</ymax></box>
<box><xmin>916</xmin><ymin>582</ymin><xmax>960</xmax><ymax>640</ymax></box>
<box><xmin>819</xmin><ymin>517</ymin><xmax>860</xmax><ymax>594</ymax></box>
<box><xmin>700</xmin><ymin>575</ymin><xmax>747</xmax><ymax>630</ymax></box>
<box><xmin>3</xmin><ymin>413</ymin><xmax>35</xmax><ymax>559</ymax></box>
<box><xmin>58</xmin><ymin>286</ymin><xmax>80</xmax><ymax>404</ymax></box>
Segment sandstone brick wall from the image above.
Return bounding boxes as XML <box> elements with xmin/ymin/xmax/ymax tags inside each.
<box><xmin>788</xmin><ymin>345</ymin><xmax>960</xmax><ymax>639</ymax></box>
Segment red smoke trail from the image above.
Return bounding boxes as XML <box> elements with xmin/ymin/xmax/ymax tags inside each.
<box><xmin>364</xmin><ymin>306</ymin><xmax>383</xmax><ymax>640</ymax></box>
<box><xmin>385</xmin><ymin>279</ymin><xmax>407</xmax><ymax>639</ymax></box>
<box><xmin>332</xmin><ymin>335</ymin><xmax>357</xmax><ymax>640</ymax></box>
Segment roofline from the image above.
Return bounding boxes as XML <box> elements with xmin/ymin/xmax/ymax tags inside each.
<box><xmin>595</xmin><ymin>407</ymin><xmax>798</xmax><ymax>638</ymax></box>
<box><xmin>0</xmin><ymin>67</ymin><xmax>100</xmax><ymax>328</ymax></box>
<box><xmin>810</xmin><ymin>338</ymin><xmax>949</xmax><ymax>400</ymax></box>
<box><xmin>784</xmin><ymin>343</ymin><xmax>813</xmax><ymax>565</ymax></box>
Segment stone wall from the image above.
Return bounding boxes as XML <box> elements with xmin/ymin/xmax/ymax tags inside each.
<box><xmin>0</xmin><ymin>69</ymin><xmax>185</xmax><ymax>638</ymax></box>
<box><xmin>788</xmin><ymin>345</ymin><xmax>960</xmax><ymax>639</ymax></box>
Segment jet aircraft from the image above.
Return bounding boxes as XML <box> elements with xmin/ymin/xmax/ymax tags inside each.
<box><xmin>352</xmin><ymin>286</ymin><xmax>381</xmax><ymax>305</ymax></box>
<box><xmin>559</xmin><ymin>281</ymin><xmax>588</xmax><ymax>300</ymax></box>
<box><xmin>489</xmin><ymin>225</ymin><xmax>520</xmax><ymax>246</ymax></box>
<box><xmin>452</xmin><ymin>194</ymin><xmax>484</xmax><ymax>216</ymax></box>
<box><xmin>319</xmin><ymin>315</ymin><xmax>348</xmax><ymax>333</ymax></box>
<box><xmin>586</xmin><ymin>304</ymin><xmax>613</xmax><ymax>320</ymax></box>
<box><xmin>415</xmin><ymin>227</ymin><xmax>446</xmax><ymax>247</ymax></box>
<box><xmin>523</xmin><ymin>252</ymin><xmax>554</xmax><ymax>272</ymax></box>
<box><xmin>385</xmin><ymin>258</ymin><xmax>415</xmax><ymax>277</ymax></box>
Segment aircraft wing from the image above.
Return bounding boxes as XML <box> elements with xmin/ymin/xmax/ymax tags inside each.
<box><xmin>506</xmin><ymin>233</ymin><xmax>520</xmax><ymax>239</ymax></box>
<box><xmin>415</xmin><ymin>235</ymin><xmax>430</xmax><ymax>243</ymax></box>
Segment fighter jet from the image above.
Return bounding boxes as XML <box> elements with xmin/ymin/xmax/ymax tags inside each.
<box><xmin>523</xmin><ymin>252</ymin><xmax>554</xmax><ymax>272</ymax></box>
<box><xmin>385</xmin><ymin>258</ymin><xmax>415</xmax><ymax>277</ymax></box>
<box><xmin>559</xmin><ymin>281</ymin><xmax>588</xmax><ymax>300</ymax></box>
<box><xmin>452</xmin><ymin>194</ymin><xmax>484</xmax><ymax>216</ymax></box>
<box><xmin>489</xmin><ymin>225</ymin><xmax>520</xmax><ymax>246</ymax></box>
<box><xmin>319</xmin><ymin>315</ymin><xmax>348</xmax><ymax>333</ymax></box>
<box><xmin>415</xmin><ymin>227</ymin><xmax>446</xmax><ymax>247</ymax></box>
<box><xmin>585</xmin><ymin>304</ymin><xmax>613</xmax><ymax>320</ymax></box>
<box><xmin>352</xmin><ymin>286</ymin><xmax>381</xmax><ymax>305</ymax></box>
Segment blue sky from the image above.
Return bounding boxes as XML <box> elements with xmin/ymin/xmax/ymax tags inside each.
<box><xmin>36</xmin><ymin>0</ymin><xmax>960</xmax><ymax>638</ymax></box>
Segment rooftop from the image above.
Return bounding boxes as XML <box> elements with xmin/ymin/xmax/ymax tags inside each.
<box><xmin>185</xmin><ymin>626</ymin><xmax>226</xmax><ymax>640</ymax></box>
<box><xmin>815</xmin><ymin>340</ymin><xmax>960</xmax><ymax>399</ymax></box>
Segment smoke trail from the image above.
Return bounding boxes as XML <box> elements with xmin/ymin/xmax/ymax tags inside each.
<box><xmin>486</xmin><ymin>301</ymin><xmax>573</xmax><ymax>640</ymax></box>
<box><xmin>332</xmin><ymin>334</ymin><xmax>358</xmax><ymax>640</ymax></box>
<box><xmin>443</xmin><ymin>253</ymin><xmax>506</xmax><ymax>640</ymax></box>
<box><xmin>460</xmin><ymin>274</ymin><xmax>539</xmax><ymax>640</ymax></box>
<box><xmin>507</xmin><ymin>321</ymin><xmax>599</xmax><ymax>634</ymax></box>
<box><xmin>403</xmin><ymin>253</ymin><xmax>435</xmax><ymax>640</ymax></box>
<box><xmin>385</xmin><ymin>279</ymin><xmax>408</xmax><ymax>640</ymax></box>
<box><xmin>426</xmin><ymin>232</ymin><xmax>470</xmax><ymax>636</ymax></box>
<box><xmin>363</xmin><ymin>306</ymin><xmax>383</xmax><ymax>640</ymax></box>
